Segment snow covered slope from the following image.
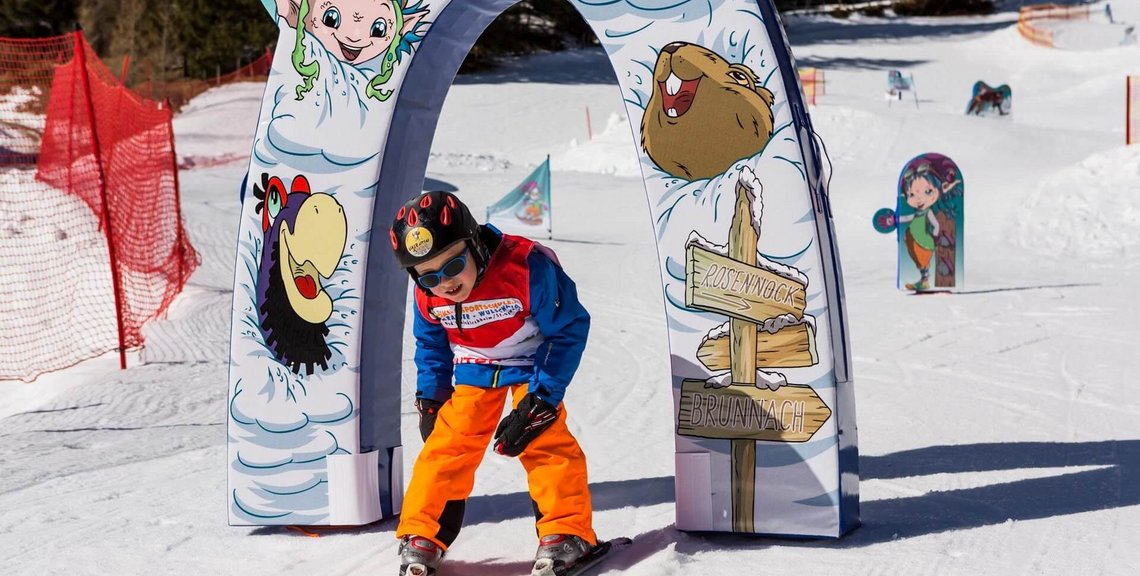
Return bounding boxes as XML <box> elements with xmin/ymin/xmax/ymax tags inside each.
<box><xmin>1</xmin><ymin>2</ymin><xmax>1138</xmax><ymax>574</ymax></box>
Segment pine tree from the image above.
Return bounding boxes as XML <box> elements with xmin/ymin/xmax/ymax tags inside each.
<box><xmin>77</xmin><ymin>0</ymin><xmax>118</xmax><ymax>54</ymax></box>
<box><xmin>74</xmin><ymin>0</ymin><xmax>275</xmax><ymax>83</ymax></box>
<box><xmin>893</xmin><ymin>0</ymin><xmax>995</xmax><ymax>15</ymax></box>
<box><xmin>464</xmin><ymin>1</ymin><xmax>596</xmax><ymax>72</ymax></box>
<box><xmin>173</xmin><ymin>0</ymin><xmax>277</xmax><ymax>80</ymax></box>
<box><xmin>0</xmin><ymin>0</ymin><xmax>79</xmax><ymax>38</ymax></box>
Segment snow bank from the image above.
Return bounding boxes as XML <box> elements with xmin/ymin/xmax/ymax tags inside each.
<box><xmin>552</xmin><ymin>111</ymin><xmax>641</xmax><ymax>177</ymax></box>
<box><xmin>1016</xmin><ymin>145</ymin><xmax>1140</xmax><ymax>258</ymax></box>
<box><xmin>1045</xmin><ymin>21</ymin><xmax>1136</xmax><ymax>50</ymax></box>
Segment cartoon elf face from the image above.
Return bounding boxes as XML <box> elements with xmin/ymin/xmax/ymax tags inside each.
<box><xmin>308</xmin><ymin>0</ymin><xmax>399</xmax><ymax>64</ymax></box>
<box><xmin>905</xmin><ymin>176</ymin><xmax>940</xmax><ymax>211</ymax></box>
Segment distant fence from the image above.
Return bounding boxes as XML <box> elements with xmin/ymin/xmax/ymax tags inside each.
<box><xmin>133</xmin><ymin>47</ymin><xmax>273</xmax><ymax>112</ymax></box>
<box><xmin>208</xmin><ymin>47</ymin><xmax>274</xmax><ymax>88</ymax></box>
<box><xmin>799</xmin><ymin>67</ymin><xmax>826</xmax><ymax>105</ymax></box>
<box><xmin>1017</xmin><ymin>3</ymin><xmax>1091</xmax><ymax>47</ymax></box>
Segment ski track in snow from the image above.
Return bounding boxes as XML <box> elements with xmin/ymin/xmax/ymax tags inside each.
<box><xmin>3</xmin><ymin>2</ymin><xmax>1140</xmax><ymax>574</ymax></box>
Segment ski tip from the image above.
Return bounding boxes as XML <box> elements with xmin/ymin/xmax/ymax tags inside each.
<box><xmin>530</xmin><ymin>537</ymin><xmax>633</xmax><ymax>576</ymax></box>
<box><xmin>402</xmin><ymin>563</ymin><xmax>433</xmax><ymax>576</ymax></box>
<box><xmin>530</xmin><ymin>558</ymin><xmax>556</xmax><ymax>576</ymax></box>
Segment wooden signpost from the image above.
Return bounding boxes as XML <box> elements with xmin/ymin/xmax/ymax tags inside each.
<box><xmin>681</xmin><ymin>170</ymin><xmax>829</xmax><ymax>532</ymax></box>
<box><xmin>696</xmin><ymin>322</ymin><xmax>817</xmax><ymax>370</ymax></box>
<box><xmin>685</xmin><ymin>246</ymin><xmax>806</xmax><ymax>322</ymax></box>
<box><xmin>677</xmin><ymin>380</ymin><xmax>830</xmax><ymax>442</ymax></box>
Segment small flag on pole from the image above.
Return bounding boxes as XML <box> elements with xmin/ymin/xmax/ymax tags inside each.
<box><xmin>486</xmin><ymin>155</ymin><xmax>552</xmax><ymax>239</ymax></box>
<box><xmin>887</xmin><ymin>70</ymin><xmax>919</xmax><ymax>109</ymax></box>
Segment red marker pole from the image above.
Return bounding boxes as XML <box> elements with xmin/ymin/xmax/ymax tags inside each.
<box><xmin>586</xmin><ymin>106</ymin><xmax>593</xmax><ymax>141</ymax></box>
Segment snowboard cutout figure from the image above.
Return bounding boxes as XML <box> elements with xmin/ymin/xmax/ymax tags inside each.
<box><xmin>966</xmin><ymin>81</ymin><xmax>1011</xmax><ymax>117</ymax></box>
<box><xmin>874</xmin><ymin>153</ymin><xmax>964</xmax><ymax>292</ymax></box>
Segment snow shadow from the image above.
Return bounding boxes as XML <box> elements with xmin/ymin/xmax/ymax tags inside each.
<box><xmin>251</xmin><ymin>440</ymin><xmax>1136</xmax><ymax>562</ymax></box>
<box><xmin>785</xmin><ymin>18</ymin><xmax>1014</xmax><ymax>44</ymax></box>
<box><xmin>945</xmin><ymin>282</ymin><xmax>1099</xmax><ymax>296</ymax></box>
<box><xmin>796</xmin><ymin>56</ymin><xmax>931</xmax><ymax>71</ymax></box>
<box><xmin>451</xmin><ymin>48</ymin><xmax>619</xmax><ymax>86</ymax></box>
<box><xmin>670</xmin><ymin>440</ymin><xmax>1139</xmax><ymax>553</ymax></box>
<box><xmin>848</xmin><ymin>440</ymin><xmax>1140</xmax><ymax>545</ymax></box>
<box><xmin>459</xmin><ymin>439</ymin><xmax>1137</xmax><ymax>554</ymax></box>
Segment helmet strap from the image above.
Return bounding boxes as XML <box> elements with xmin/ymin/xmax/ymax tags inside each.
<box><xmin>466</xmin><ymin>238</ymin><xmax>490</xmax><ymax>285</ymax></box>
<box><xmin>407</xmin><ymin>268</ymin><xmax>436</xmax><ymax>297</ymax></box>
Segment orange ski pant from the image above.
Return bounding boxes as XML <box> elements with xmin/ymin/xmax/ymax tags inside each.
<box><xmin>906</xmin><ymin>230</ymin><xmax>934</xmax><ymax>270</ymax></box>
<box><xmin>396</xmin><ymin>384</ymin><xmax>596</xmax><ymax>550</ymax></box>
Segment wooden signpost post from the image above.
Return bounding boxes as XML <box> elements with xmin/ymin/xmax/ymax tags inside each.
<box><xmin>681</xmin><ymin>171</ymin><xmax>830</xmax><ymax>532</ymax></box>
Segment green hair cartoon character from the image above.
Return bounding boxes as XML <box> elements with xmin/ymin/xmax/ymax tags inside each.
<box><xmin>279</xmin><ymin>0</ymin><xmax>429</xmax><ymax>101</ymax></box>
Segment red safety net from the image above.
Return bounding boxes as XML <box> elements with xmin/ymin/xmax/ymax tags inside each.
<box><xmin>209</xmin><ymin>47</ymin><xmax>274</xmax><ymax>88</ymax></box>
<box><xmin>0</xmin><ymin>32</ymin><xmax>198</xmax><ymax>381</ymax></box>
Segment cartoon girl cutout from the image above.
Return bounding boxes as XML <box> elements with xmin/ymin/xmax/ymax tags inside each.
<box><xmin>897</xmin><ymin>160</ymin><xmax>960</xmax><ymax>291</ymax></box>
<box><xmin>278</xmin><ymin>0</ymin><xmax>429</xmax><ymax>101</ymax></box>
<box><xmin>515</xmin><ymin>182</ymin><xmax>547</xmax><ymax>225</ymax></box>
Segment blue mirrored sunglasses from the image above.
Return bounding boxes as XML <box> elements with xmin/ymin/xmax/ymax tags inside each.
<box><xmin>416</xmin><ymin>252</ymin><xmax>468</xmax><ymax>289</ymax></box>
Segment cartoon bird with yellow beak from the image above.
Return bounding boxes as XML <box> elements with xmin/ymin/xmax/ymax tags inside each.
<box><xmin>253</xmin><ymin>173</ymin><xmax>348</xmax><ymax>375</ymax></box>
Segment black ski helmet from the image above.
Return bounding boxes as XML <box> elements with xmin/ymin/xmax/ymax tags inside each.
<box><xmin>390</xmin><ymin>191</ymin><xmax>490</xmax><ymax>278</ymax></box>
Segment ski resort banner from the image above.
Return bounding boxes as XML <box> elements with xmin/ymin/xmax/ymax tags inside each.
<box><xmin>227</xmin><ymin>0</ymin><xmax>858</xmax><ymax>538</ymax></box>
<box><xmin>486</xmin><ymin>155</ymin><xmax>552</xmax><ymax>239</ymax></box>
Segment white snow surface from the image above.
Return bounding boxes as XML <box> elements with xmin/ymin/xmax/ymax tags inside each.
<box><xmin>3</xmin><ymin>3</ymin><xmax>1140</xmax><ymax>574</ymax></box>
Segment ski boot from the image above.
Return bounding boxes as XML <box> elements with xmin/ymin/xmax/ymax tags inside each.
<box><xmin>399</xmin><ymin>536</ymin><xmax>443</xmax><ymax>576</ymax></box>
<box><xmin>531</xmin><ymin>534</ymin><xmax>592</xmax><ymax>576</ymax></box>
<box><xmin>906</xmin><ymin>269</ymin><xmax>930</xmax><ymax>291</ymax></box>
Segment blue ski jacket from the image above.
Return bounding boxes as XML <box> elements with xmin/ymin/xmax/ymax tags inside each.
<box><xmin>412</xmin><ymin>227</ymin><xmax>590</xmax><ymax>407</ymax></box>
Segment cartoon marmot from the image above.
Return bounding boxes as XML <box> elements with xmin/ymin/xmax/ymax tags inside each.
<box><xmin>641</xmin><ymin>42</ymin><xmax>775</xmax><ymax>181</ymax></box>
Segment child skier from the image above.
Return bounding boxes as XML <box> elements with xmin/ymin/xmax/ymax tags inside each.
<box><xmin>390</xmin><ymin>191</ymin><xmax>597</xmax><ymax>576</ymax></box>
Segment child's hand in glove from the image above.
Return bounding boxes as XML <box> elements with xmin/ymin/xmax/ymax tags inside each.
<box><xmin>415</xmin><ymin>398</ymin><xmax>444</xmax><ymax>441</ymax></box>
<box><xmin>493</xmin><ymin>393</ymin><xmax>559</xmax><ymax>457</ymax></box>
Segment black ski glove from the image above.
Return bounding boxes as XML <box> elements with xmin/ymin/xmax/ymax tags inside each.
<box><xmin>415</xmin><ymin>398</ymin><xmax>444</xmax><ymax>442</ymax></box>
<box><xmin>493</xmin><ymin>393</ymin><xmax>559</xmax><ymax>457</ymax></box>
